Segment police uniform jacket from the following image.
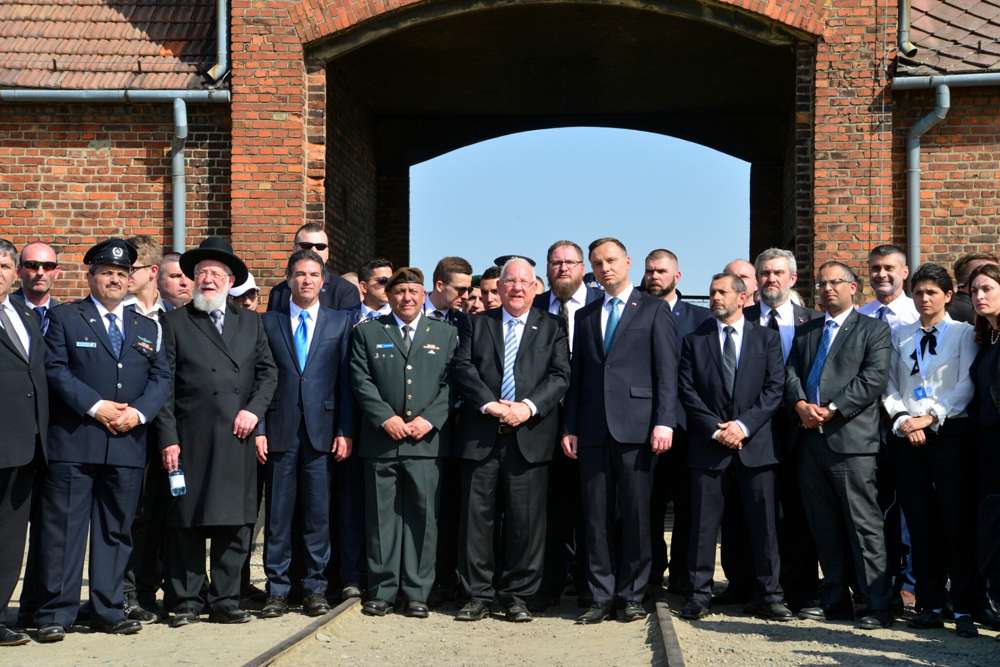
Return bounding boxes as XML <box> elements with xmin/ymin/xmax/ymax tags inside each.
<box><xmin>350</xmin><ymin>314</ymin><xmax>458</xmax><ymax>459</ymax></box>
<box><xmin>45</xmin><ymin>299</ymin><xmax>170</xmax><ymax>468</ymax></box>
<box><xmin>155</xmin><ymin>302</ymin><xmax>277</xmax><ymax>526</ymax></box>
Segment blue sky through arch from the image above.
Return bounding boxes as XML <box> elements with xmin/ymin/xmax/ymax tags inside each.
<box><xmin>410</xmin><ymin>127</ymin><xmax>750</xmax><ymax>296</ymax></box>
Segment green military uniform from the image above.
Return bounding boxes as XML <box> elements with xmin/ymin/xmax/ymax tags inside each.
<box><xmin>350</xmin><ymin>312</ymin><xmax>458</xmax><ymax>604</ymax></box>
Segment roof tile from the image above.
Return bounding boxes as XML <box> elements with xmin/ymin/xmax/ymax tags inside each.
<box><xmin>900</xmin><ymin>0</ymin><xmax>1000</xmax><ymax>75</ymax></box>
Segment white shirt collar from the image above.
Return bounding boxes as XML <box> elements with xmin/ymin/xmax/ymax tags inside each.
<box><xmin>90</xmin><ymin>295</ymin><xmax>125</xmax><ymax>322</ymax></box>
<box><xmin>361</xmin><ymin>302</ymin><xmax>390</xmax><ymax>317</ymax></box>
<box><xmin>1</xmin><ymin>295</ymin><xmax>14</xmax><ymax>312</ymax></box>
<box><xmin>760</xmin><ymin>299</ymin><xmax>795</xmax><ymax>322</ymax></box>
<box><xmin>550</xmin><ymin>282</ymin><xmax>588</xmax><ymax>308</ymax></box>
<box><xmin>289</xmin><ymin>298</ymin><xmax>321</xmax><ymax>322</ymax></box>
<box><xmin>665</xmin><ymin>293</ymin><xmax>679</xmax><ymax>310</ymax></box>
<box><xmin>824</xmin><ymin>308</ymin><xmax>853</xmax><ymax>328</ymax></box>
<box><xmin>502</xmin><ymin>308</ymin><xmax>529</xmax><ymax>326</ymax></box>
<box><xmin>604</xmin><ymin>284</ymin><xmax>634</xmax><ymax>307</ymax></box>
<box><xmin>393</xmin><ymin>311</ymin><xmax>422</xmax><ymax>331</ymax></box>
<box><xmin>716</xmin><ymin>316</ymin><xmax>746</xmax><ymax>336</ymax></box>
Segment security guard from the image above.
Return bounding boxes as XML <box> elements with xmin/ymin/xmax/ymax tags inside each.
<box><xmin>350</xmin><ymin>267</ymin><xmax>458</xmax><ymax>619</ymax></box>
<box><xmin>33</xmin><ymin>238</ymin><xmax>170</xmax><ymax>641</ymax></box>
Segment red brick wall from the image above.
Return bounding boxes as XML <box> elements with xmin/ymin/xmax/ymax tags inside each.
<box><xmin>0</xmin><ymin>103</ymin><xmax>231</xmax><ymax>300</ymax></box>
<box><xmin>892</xmin><ymin>87</ymin><xmax>1000</xmax><ymax>270</ymax></box>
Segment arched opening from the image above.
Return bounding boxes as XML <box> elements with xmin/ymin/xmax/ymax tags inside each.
<box><xmin>410</xmin><ymin>127</ymin><xmax>750</xmax><ymax>291</ymax></box>
<box><xmin>308</xmin><ymin>2</ymin><xmax>812</xmax><ymax>275</ymax></box>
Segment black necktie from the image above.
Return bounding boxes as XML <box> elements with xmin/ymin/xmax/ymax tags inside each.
<box><xmin>401</xmin><ymin>325</ymin><xmax>411</xmax><ymax>354</ymax></box>
<box><xmin>910</xmin><ymin>327</ymin><xmax>937</xmax><ymax>375</ymax></box>
<box><xmin>558</xmin><ymin>298</ymin><xmax>570</xmax><ymax>324</ymax></box>
<box><xmin>767</xmin><ymin>309</ymin><xmax>779</xmax><ymax>331</ymax></box>
<box><xmin>722</xmin><ymin>325</ymin><xmax>737</xmax><ymax>395</ymax></box>
<box><xmin>33</xmin><ymin>306</ymin><xmax>49</xmax><ymax>335</ymax></box>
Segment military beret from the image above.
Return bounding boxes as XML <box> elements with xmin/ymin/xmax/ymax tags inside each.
<box><xmin>83</xmin><ymin>238</ymin><xmax>137</xmax><ymax>269</ymax></box>
<box><xmin>386</xmin><ymin>267</ymin><xmax>425</xmax><ymax>291</ymax></box>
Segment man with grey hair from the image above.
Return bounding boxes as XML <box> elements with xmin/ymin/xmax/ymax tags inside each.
<box><xmin>452</xmin><ymin>258</ymin><xmax>570</xmax><ymax>622</ymax></box>
<box><xmin>157</xmin><ymin>237</ymin><xmax>277</xmax><ymax>628</ymax></box>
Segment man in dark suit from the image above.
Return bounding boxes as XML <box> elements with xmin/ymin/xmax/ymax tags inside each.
<box><xmin>744</xmin><ymin>248</ymin><xmax>823</xmax><ymax>612</ymax></box>
<box><xmin>257</xmin><ymin>249</ymin><xmax>355</xmax><ymax>618</ymax></box>
<box><xmin>10</xmin><ymin>242</ymin><xmax>61</xmax><ymax>335</ymax></box>
<box><xmin>0</xmin><ymin>239</ymin><xmax>48</xmax><ymax>647</ymax></box>
<box><xmin>33</xmin><ymin>239</ymin><xmax>170</xmax><ymax>642</ymax></box>
<box><xmin>266</xmin><ymin>223</ymin><xmax>360</xmax><ymax>313</ymax></box>
<box><xmin>531</xmin><ymin>240</ymin><xmax>602</xmax><ymax>610</ymax></box>
<box><xmin>563</xmin><ymin>237</ymin><xmax>679</xmax><ymax>624</ymax></box>
<box><xmin>677</xmin><ymin>272</ymin><xmax>791</xmax><ymax>620</ymax></box>
<box><xmin>452</xmin><ymin>258</ymin><xmax>570</xmax><ymax>622</ymax></box>
<box><xmin>157</xmin><ymin>237</ymin><xmax>278</xmax><ymax>628</ymax></box>
<box><xmin>642</xmin><ymin>248</ymin><xmax>712</xmax><ymax>598</ymax></box>
<box><xmin>785</xmin><ymin>260</ymin><xmax>893</xmax><ymax>629</ymax></box>
<box><xmin>350</xmin><ymin>267</ymin><xmax>458</xmax><ymax>618</ymax></box>
<box><xmin>157</xmin><ymin>252</ymin><xmax>192</xmax><ymax>310</ymax></box>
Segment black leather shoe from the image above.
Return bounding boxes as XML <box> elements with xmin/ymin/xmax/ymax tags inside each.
<box><xmin>751</xmin><ymin>602</ymin><xmax>794</xmax><ymax>621</ymax></box>
<box><xmin>259</xmin><ymin>597</ymin><xmax>289</xmax><ymax>619</ymax></box>
<box><xmin>506</xmin><ymin>604</ymin><xmax>532</xmax><ymax>623</ymax></box>
<box><xmin>36</xmin><ymin>625</ymin><xmax>65</xmax><ymax>643</ymax></box>
<box><xmin>621</xmin><ymin>602</ymin><xmax>647</xmax><ymax>622</ymax></box>
<box><xmin>973</xmin><ymin>606</ymin><xmax>1000</xmax><ymax>630</ymax></box>
<box><xmin>798</xmin><ymin>606</ymin><xmax>853</xmax><ymax>622</ymax></box>
<box><xmin>456</xmin><ymin>599</ymin><xmax>490</xmax><ymax>621</ymax></box>
<box><xmin>362</xmin><ymin>600</ymin><xmax>391</xmax><ymax>616</ymax></box>
<box><xmin>303</xmin><ymin>594</ymin><xmax>331</xmax><ymax>617</ymax></box>
<box><xmin>209</xmin><ymin>608</ymin><xmax>252</xmax><ymax>624</ymax></box>
<box><xmin>169</xmin><ymin>611</ymin><xmax>200</xmax><ymax>628</ymax></box>
<box><xmin>93</xmin><ymin>618</ymin><xmax>142</xmax><ymax>635</ymax></box>
<box><xmin>0</xmin><ymin>626</ymin><xmax>30</xmax><ymax>646</ymax></box>
<box><xmin>576</xmin><ymin>604</ymin><xmax>614</xmax><ymax>624</ymax></box>
<box><xmin>124</xmin><ymin>603</ymin><xmax>158</xmax><ymax>624</ymax></box>
<box><xmin>908</xmin><ymin>609</ymin><xmax>944</xmax><ymax>629</ymax></box>
<box><xmin>855</xmin><ymin>612</ymin><xmax>892</xmax><ymax>630</ymax></box>
<box><xmin>341</xmin><ymin>585</ymin><xmax>362</xmax><ymax>600</ymax></box>
<box><xmin>404</xmin><ymin>601</ymin><xmax>429</xmax><ymax>619</ymax></box>
<box><xmin>712</xmin><ymin>587</ymin><xmax>751</xmax><ymax>606</ymax></box>
<box><xmin>527</xmin><ymin>594</ymin><xmax>558</xmax><ymax>613</ymax></box>
<box><xmin>955</xmin><ymin>615</ymin><xmax>979</xmax><ymax>638</ymax></box>
<box><xmin>241</xmin><ymin>584</ymin><xmax>268</xmax><ymax>604</ymax></box>
<box><xmin>679</xmin><ymin>601</ymin><xmax>711</xmax><ymax>620</ymax></box>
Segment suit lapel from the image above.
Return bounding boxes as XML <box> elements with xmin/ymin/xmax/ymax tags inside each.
<box><xmin>824</xmin><ymin>310</ymin><xmax>857</xmax><ymax>362</ymax></box>
<box><xmin>302</xmin><ymin>308</ymin><xmax>327</xmax><ymax>372</ymax></box>
<box><xmin>79</xmin><ymin>299</ymin><xmax>116</xmax><ymax>359</ymax></box>
<box><xmin>515</xmin><ymin>309</ymin><xmax>540</xmax><ymax>375</ymax></box>
<box><xmin>409</xmin><ymin>315</ymin><xmax>432</xmax><ymax>355</ymax></box>
<box><xmin>189</xmin><ymin>306</ymin><xmax>237</xmax><ymax>363</ymax></box>
<box><xmin>487</xmin><ymin>310</ymin><xmax>504</xmax><ymax>367</ymax></box>
<box><xmin>609</xmin><ymin>291</ymin><xmax>643</xmax><ymax>350</ymax></box>
<box><xmin>122</xmin><ymin>306</ymin><xmax>144</xmax><ymax>354</ymax></box>
<box><xmin>221</xmin><ymin>304</ymin><xmax>241</xmax><ymax>353</ymax></box>
<box><xmin>276</xmin><ymin>311</ymin><xmax>297</xmax><ymax>372</ymax></box>
<box><xmin>0</xmin><ymin>302</ymin><xmax>36</xmax><ymax>363</ymax></box>
<box><xmin>589</xmin><ymin>300</ymin><xmax>605</xmax><ymax>359</ymax></box>
<box><xmin>380</xmin><ymin>316</ymin><xmax>410</xmax><ymax>358</ymax></box>
<box><xmin>705</xmin><ymin>324</ymin><xmax>725</xmax><ymax>386</ymax></box>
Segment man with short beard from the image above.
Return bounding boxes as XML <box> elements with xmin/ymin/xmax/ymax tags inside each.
<box><xmin>12</xmin><ymin>242</ymin><xmax>61</xmax><ymax>335</ymax></box>
<box><xmin>157</xmin><ymin>252</ymin><xmax>192</xmax><ymax>310</ymax></box>
<box><xmin>642</xmin><ymin>248</ymin><xmax>711</xmax><ymax>599</ymax></box>
<box><xmin>530</xmin><ymin>240</ymin><xmax>603</xmax><ymax>610</ymax></box>
<box><xmin>156</xmin><ymin>237</ymin><xmax>277</xmax><ymax>627</ymax></box>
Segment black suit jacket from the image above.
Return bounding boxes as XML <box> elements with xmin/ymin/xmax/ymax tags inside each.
<box><xmin>564</xmin><ymin>291</ymin><xmax>679</xmax><ymax>446</ymax></box>
<box><xmin>784</xmin><ymin>309</ymin><xmax>892</xmax><ymax>455</ymax></box>
<box><xmin>45</xmin><ymin>300</ymin><xmax>170</xmax><ymax>468</ymax></box>
<box><xmin>0</xmin><ymin>299</ymin><xmax>48</xmax><ymax>468</ymax></box>
<box><xmin>678</xmin><ymin>318</ymin><xmax>784</xmax><ymax>470</ymax></box>
<box><xmin>260</xmin><ymin>307</ymin><xmax>356</xmax><ymax>453</ymax></box>
<box><xmin>451</xmin><ymin>308</ymin><xmax>570</xmax><ymax>463</ymax></box>
<box><xmin>267</xmin><ymin>269</ymin><xmax>360</xmax><ymax>313</ymax></box>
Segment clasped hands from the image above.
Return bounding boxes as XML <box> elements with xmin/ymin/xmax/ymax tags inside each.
<box><xmin>713</xmin><ymin>421</ymin><xmax>745</xmax><ymax>449</ymax></box>
<box><xmin>93</xmin><ymin>400</ymin><xmax>141</xmax><ymax>434</ymax></box>
<box><xmin>897</xmin><ymin>414</ymin><xmax>935</xmax><ymax>447</ymax></box>
<box><xmin>383</xmin><ymin>415</ymin><xmax>433</xmax><ymax>441</ymax></box>
<box><xmin>794</xmin><ymin>401</ymin><xmax>835</xmax><ymax>430</ymax></box>
<box><xmin>484</xmin><ymin>400</ymin><xmax>532</xmax><ymax>427</ymax></box>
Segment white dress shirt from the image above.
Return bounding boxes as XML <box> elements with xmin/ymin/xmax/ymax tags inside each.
<box><xmin>0</xmin><ymin>296</ymin><xmax>31</xmax><ymax>356</ymax></box>
<box><xmin>88</xmin><ymin>296</ymin><xmax>145</xmax><ymax>424</ymax></box>
<box><xmin>547</xmin><ymin>282</ymin><xmax>588</xmax><ymax>353</ymax></box>
<box><xmin>859</xmin><ymin>294</ymin><xmax>919</xmax><ymax>331</ymax></box>
<box><xmin>393</xmin><ymin>311</ymin><xmax>422</xmax><ymax>341</ymax></box>
<box><xmin>289</xmin><ymin>299</ymin><xmax>321</xmax><ymax>353</ymax></box>
<box><xmin>600</xmin><ymin>284</ymin><xmax>634</xmax><ymax>338</ymax></box>
<box><xmin>484</xmin><ymin>309</ymin><xmax>538</xmax><ymax>416</ymax></box>
<box><xmin>713</xmin><ymin>316</ymin><xmax>749</xmax><ymax>440</ymax></box>
<box><xmin>360</xmin><ymin>302</ymin><xmax>391</xmax><ymax>320</ymax></box>
<box><xmin>882</xmin><ymin>316</ymin><xmax>977</xmax><ymax>434</ymax></box>
<box><xmin>822</xmin><ymin>307</ymin><xmax>854</xmax><ymax>346</ymax></box>
<box><xmin>758</xmin><ymin>299</ymin><xmax>796</xmax><ymax>362</ymax></box>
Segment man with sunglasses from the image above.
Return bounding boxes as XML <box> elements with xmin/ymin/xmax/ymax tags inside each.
<box><xmin>12</xmin><ymin>242</ymin><xmax>61</xmax><ymax>336</ymax></box>
<box><xmin>358</xmin><ymin>258</ymin><xmax>394</xmax><ymax>320</ymax></box>
<box><xmin>266</xmin><ymin>223</ymin><xmax>361</xmax><ymax>314</ymax></box>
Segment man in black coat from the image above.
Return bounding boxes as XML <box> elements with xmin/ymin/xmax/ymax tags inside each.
<box><xmin>452</xmin><ymin>258</ymin><xmax>571</xmax><ymax>623</ymax></box>
<box><xmin>0</xmin><ymin>239</ymin><xmax>48</xmax><ymax>647</ymax></box>
<box><xmin>257</xmin><ymin>249</ymin><xmax>355</xmax><ymax>618</ymax></box>
<box><xmin>642</xmin><ymin>248</ymin><xmax>712</xmax><ymax>598</ymax></box>
<box><xmin>157</xmin><ymin>237</ymin><xmax>278</xmax><ymax>627</ymax></box>
<box><xmin>10</xmin><ymin>241</ymin><xmax>61</xmax><ymax>335</ymax></box>
<box><xmin>677</xmin><ymin>272</ymin><xmax>791</xmax><ymax>621</ymax></box>
<box><xmin>266</xmin><ymin>223</ymin><xmax>360</xmax><ymax>313</ymax></box>
<box><xmin>34</xmin><ymin>239</ymin><xmax>170</xmax><ymax>642</ymax></box>
<box><xmin>785</xmin><ymin>260</ymin><xmax>893</xmax><ymax>629</ymax></box>
<box><xmin>530</xmin><ymin>240</ymin><xmax>602</xmax><ymax>609</ymax></box>
<box><xmin>563</xmin><ymin>238</ymin><xmax>679</xmax><ymax>624</ymax></box>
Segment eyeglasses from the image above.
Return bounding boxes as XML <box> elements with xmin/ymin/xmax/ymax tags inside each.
<box><xmin>500</xmin><ymin>279</ymin><xmax>534</xmax><ymax>288</ymax></box>
<box><xmin>549</xmin><ymin>260</ymin><xmax>583</xmax><ymax>268</ymax></box>
<box><xmin>195</xmin><ymin>268</ymin><xmax>230</xmax><ymax>280</ymax></box>
<box><xmin>449</xmin><ymin>285</ymin><xmax>471</xmax><ymax>295</ymax></box>
<box><xmin>129</xmin><ymin>264</ymin><xmax>152</xmax><ymax>275</ymax></box>
<box><xmin>20</xmin><ymin>260</ymin><xmax>59</xmax><ymax>271</ymax></box>
<box><xmin>373</xmin><ymin>277</ymin><xmax>390</xmax><ymax>286</ymax></box>
<box><xmin>297</xmin><ymin>242</ymin><xmax>328</xmax><ymax>252</ymax></box>
<box><xmin>815</xmin><ymin>279</ymin><xmax>853</xmax><ymax>289</ymax></box>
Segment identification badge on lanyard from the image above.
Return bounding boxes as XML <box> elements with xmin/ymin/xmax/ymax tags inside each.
<box><xmin>913</xmin><ymin>385</ymin><xmax>931</xmax><ymax>400</ymax></box>
<box><xmin>912</xmin><ymin>323</ymin><xmax>945</xmax><ymax>401</ymax></box>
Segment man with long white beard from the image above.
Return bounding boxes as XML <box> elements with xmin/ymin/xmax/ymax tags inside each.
<box><xmin>155</xmin><ymin>237</ymin><xmax>277</xmax><ymax>627</ymax></box>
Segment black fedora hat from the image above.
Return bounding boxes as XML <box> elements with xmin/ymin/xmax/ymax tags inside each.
<box><xmin>180</xmin><ymin>237</ymin><xmax>249</xmax><ymax>285</ymax></box>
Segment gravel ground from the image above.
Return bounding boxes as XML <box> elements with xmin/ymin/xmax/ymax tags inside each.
<box><xmin>277</xmin><ymin>600</ymin><xmax>665</xmax><ymax>666</ymax></box>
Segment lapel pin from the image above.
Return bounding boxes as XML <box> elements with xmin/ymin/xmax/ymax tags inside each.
<box><xmin>531</xmin><ymin>325</ymin><xmax>538</xmax><ymax>330</ymax></box>
<box><xmin>89</xmin><ymin>318</ymin><xmax>96</xmax><ymax>323</ymax></box>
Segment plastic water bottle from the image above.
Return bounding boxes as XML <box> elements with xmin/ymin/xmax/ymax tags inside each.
<box><xmin>168</xmin><ymin>468</ymin><xmax>187</xmax><ymax>497</ymax></box>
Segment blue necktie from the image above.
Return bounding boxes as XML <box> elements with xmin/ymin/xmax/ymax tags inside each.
<box><xmin>501</xmin><ymin>319</ymin><xmax>518</xmax><ymax>402</ymax></box>
<box><xmin>603</xmin><ymin>298</ymin><xmax>621</xmax><ymax>352</ymax></box>
<box><xmin>876</xmin><ymin>305</ymin><xmax>888</xmax><ymax>322</ymax></box>
<box><xmin>294</xmin><ymin>311</ymin><xmax>309</xmax><ymax>372</ymax></box>
<box><xmin>805</xmin><ymin>320</ymin><xmax>837</xmax><ymax>404</ymax></box>
<box><xmin>33</xmin><ymin>306</ymin><xmax>48</xmax><ymax>335</ymax></box>
<box><xmin>106</xmin><ymin>313</ymin><xmax>123</xmax><ymax>358</ymax></box>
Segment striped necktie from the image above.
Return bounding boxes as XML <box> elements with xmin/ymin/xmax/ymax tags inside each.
<box><xmin>501</xmin><ymin>318</ymin><xmax>519</xmax><ymax>402</ymax></box>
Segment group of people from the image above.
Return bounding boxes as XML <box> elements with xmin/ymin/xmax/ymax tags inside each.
<box><xmin>1</xmin><ymin>222</ymin><xmax>999</xmax><ymax>648</ymax></box>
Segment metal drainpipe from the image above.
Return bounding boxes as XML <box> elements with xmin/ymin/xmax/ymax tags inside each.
<box><xmin>208</xmin><ymin>0</ymin><xmax>230</xmax><ymax>82</ymax></box>
<box><xmin>172</xmin><ymin>98</ymin><xmax>189</xmax><ymax>253</ymax></box>
<box><xmin>902</xmin><ymin>84</ymin><xmax>949</xmax><ymax>269</ymax></box>
<box><xmin>898</xmin><ymin>0</ymin><xmax>918</xmax><ymax>58</ymax></box>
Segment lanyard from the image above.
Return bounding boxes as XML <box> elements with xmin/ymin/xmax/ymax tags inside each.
<box><xmin>913</xmin><ymin>319</ymin><xmax>949</xmax><ymax>384</ymax></box>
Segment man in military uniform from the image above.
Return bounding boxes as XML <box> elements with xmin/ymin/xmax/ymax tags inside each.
<box><xmin>350</xmin><ymin>267</ymin><xmax>458</xmax><ymax>619</ymax></box>
<box><xmin>33</xmin><ymin>239</ymin><xmax>170</xmax><ymax>642</ymax></box>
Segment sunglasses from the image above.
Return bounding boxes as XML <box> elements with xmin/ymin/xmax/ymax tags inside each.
<box><xmin>21</xmin><ymin>260</ymin><xmax>59</xmax><ymax>271</ymax></box>
<box><xmin>373</xmin><ymin>277</ymin><xmax>390</xmax><ymax>286</ymax></box>
<box><xmin>297</xmin><ymin>242</ymin><xmax>329</xmax><ymax>252</ymax></box>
